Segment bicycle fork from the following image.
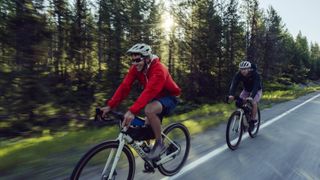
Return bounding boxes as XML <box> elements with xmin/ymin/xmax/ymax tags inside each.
<box><xmin>231</xmin><ymin>109</ymin><xmax>242</xmax><ymax>131</ymax></box>
<box><xmin>231</xmin><ymin>109</ymin><xmax>249</xmax><ymax>134</ymax></box>
<box><xmin>102</xmin><ymin>132</ymin><xmax>128</xmax><ymax>180</ymax></box>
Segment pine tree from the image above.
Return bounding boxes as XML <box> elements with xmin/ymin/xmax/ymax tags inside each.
<box><xmin>0</xmin><ymin>0</ymin><xmax>15</xmax><ymax>65</ymax></box>
<box><xmin>172</xmin><ymin>0</ymin><xmax>223</xmax><ymax>102</ymax></box>
<box><xmin>50</xmin><ymin>0</ymin><xmax>71</xmax><ymax>76</ymax></box>
<box><xmin>292</xmin><ymin>32</ymin><xmax>310</xmax><ymax>83</ymax></box>
<box><xmin>310</xmin><ymin>43</ymin><xmax>320</xmax><ymax>79</ymax></box>
<box><xmin>222</xmin><ymin>0</ymin><xmax>245</xmax><ymax>92</ymax></box>
<box><xmin>262</xmin><ymin>6</ymin><xmax>283</xmax><ymax>80</ymax></box>
<box><xmin>242</xmin><ymin>0</ymin><xmax>262</xmax><ymax>64</ymax></box>
<box><xmin>5</xmin><ymin>0</ymin><xmax>51</xmax><ymax>133</ymax></box>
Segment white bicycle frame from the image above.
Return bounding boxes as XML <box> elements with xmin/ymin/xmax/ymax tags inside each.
<box><xmin>101</xmin><ymin>126</ymin><xmax>181</xmax><ymax>180</ymax></box>
<box><xmin>230</xmin><ymin>108</ymin><xmax>250</xmax><ymax>135</ymax></box>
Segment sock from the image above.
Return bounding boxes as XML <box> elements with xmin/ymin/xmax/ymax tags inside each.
<box><xmin>155</xmin><ymin>139</ymin><xmax>163</xmax><ymax>145</ymax></box>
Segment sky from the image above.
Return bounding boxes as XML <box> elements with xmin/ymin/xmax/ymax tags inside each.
<box><xmin>259</xmin><ymin>0</ymin><xmax>320</xmax><ymax>44</ymax></box>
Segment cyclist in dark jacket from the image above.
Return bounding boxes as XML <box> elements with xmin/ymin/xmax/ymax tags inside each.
<box><xmin>228</xmin><ymin>61</ymin><xmax>262</xmax><ymax>130</ymax></box>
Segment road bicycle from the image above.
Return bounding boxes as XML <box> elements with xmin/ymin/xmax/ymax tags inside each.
<box><xmin>70</xmin><ymin>109</ymin><xmax>190</xmax><ymax>180</ymax></box>
<box><xmin>225</xmin><ymin>96</ymin><xmax>261</xmax><ymax>150</ymax></box>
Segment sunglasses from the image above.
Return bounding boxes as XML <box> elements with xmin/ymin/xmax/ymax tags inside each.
<box><xmin>132</xmin><ymin>57</ymin><xmax>144</xmax><ymax>63</ymax></box>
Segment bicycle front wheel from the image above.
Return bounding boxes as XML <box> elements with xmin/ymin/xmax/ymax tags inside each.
<box><xmin>249</xmin><ymin>107</ymin><xmax>261</xmax><ymax>138</ymax></box>
<box><xmin>226</xmin><ymin>111</ymin><xmax>243</xmax><ymax>150</ymax></box>
<box><xmin>158</xmin><ymin>123</ymin><xmax>190</xmax><ymax>176</ymax></box>
<box><xmin>70</xmin><ymin>141</ymin><xmax>135</xmax><ymax>180</ymax></box>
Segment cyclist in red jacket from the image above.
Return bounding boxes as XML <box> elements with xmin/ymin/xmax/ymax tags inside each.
<box><xmin>100</xmin><ymin>43</ymin><xmax>181</xmax><ymax>159</ymax></box>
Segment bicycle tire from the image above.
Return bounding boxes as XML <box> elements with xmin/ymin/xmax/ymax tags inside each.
<box><xmin>226</xmin><ymin>111</ymin><xmax>243</xmax><ymax>150</ymax></box>
<box><xmin>248</xmin><ymin>107</ymin><xmax>261</xmax><ymax>138</ymax></box>
<box><xmin>70</xmin><ymin>140</ymin><xmax>135</xmax><ymax>180</ymax></box>
<box><xmin>158</xmin><ymin>123</ymin><xmax>190</xmax><ymax>176</ymax></box>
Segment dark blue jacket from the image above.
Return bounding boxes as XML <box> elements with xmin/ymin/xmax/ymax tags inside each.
<box><xmin>229</xmin><ymin>69</ymin><xmax>262</xmax><ymax>98</ymax></box>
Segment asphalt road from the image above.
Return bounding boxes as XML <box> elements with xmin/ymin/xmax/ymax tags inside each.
<box><xmin>155</xmin><ymin>92</ymin><xmax>320</xmax><ymax>180</ymax></box>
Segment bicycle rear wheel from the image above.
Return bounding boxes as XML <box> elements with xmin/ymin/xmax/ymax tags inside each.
<box><xmin>158</xmin><ymin>123</ymin><xmax>190</xmax><ymax>176</ymax></box>
<box><xmin>249</xmin><ymin>107</ymin><xmax>261</xmax><ymax>138</ymax></box>
<box><xmin>226</xmin><ymin>111</ymin><xmax>243</xmax><ymax>150</ymax></box>
<box><xmin>70</xmin><ymin>141</ymin><xmax>135</xmax><ymax>180</ymax></box>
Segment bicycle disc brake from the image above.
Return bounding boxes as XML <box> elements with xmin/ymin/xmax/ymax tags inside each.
<box><xmin>166</xmin><ymin>141</ymin><xmax>180</xmax><ymax>157</ymax></box>
<box><xmin>102</xmin><ymin>170</ymin><xmax>117</xmax><ymax>180</ymax></box>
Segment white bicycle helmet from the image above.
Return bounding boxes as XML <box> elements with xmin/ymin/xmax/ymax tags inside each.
<box><xmin>239</xmin><ymin>61</ymin><xmax>251</xmax><ymax>69</ymax></box>
<box><xmin>127</xmin><ymin>43</ymin><xmax>152</xmax><ymax>57</ymax></box>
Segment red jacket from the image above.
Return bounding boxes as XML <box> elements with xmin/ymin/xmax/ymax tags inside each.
<box><xmin>107</xmin><ymin>57</ymin><xmax>181</xmax><ymax>114</ymax></box>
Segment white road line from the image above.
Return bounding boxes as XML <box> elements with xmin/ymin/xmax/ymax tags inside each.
<box><xmin>161</xmin><ymin>92</ymin><xmax>320</xmax><ymax>180</ymax></box>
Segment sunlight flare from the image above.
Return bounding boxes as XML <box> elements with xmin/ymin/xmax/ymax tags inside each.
<box><xmin>161</xmin><ymin>12</ymin><xmax>175</xmax><ymax>34</ymax></box>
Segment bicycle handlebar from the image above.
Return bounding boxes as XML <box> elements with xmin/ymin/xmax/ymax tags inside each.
<box><xmin>225</xmin><ymin>95</ymin><xmax>253</xmax><ymax>107</ymax></box>
<box><xmin>225</xmin><ymin>95</ymin><xmax>241</xmax><ymax>104</ymax></box>
<box><xmin>93</xmin><ymin>108</ymin><xmax>124</xmax><ymax>126</ymax></box>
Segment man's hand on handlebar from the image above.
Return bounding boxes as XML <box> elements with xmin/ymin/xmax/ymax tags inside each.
<box><xmin>99</xmin><ymin>106</ymin><xmax>111</xmax><ymax>120</ymax></box>
<box><xmin>122</xmin><ymin>111</ymin><xmax>134</xmax><ymax>127</ymax></box>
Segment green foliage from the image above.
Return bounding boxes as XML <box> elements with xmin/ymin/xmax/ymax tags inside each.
<box><xmin>173</xmin><ymin>0</ymin><xmax>226</xmax><ymax>101</ymax></box>
<box><xmin>261</xmin><ymin>6</ymin><xmax>283</xmax><ymax>80</ymax></box>
<box><xmin>309</xmin><ymin>43</ymin><xmax>320</xmax><ymax>79</ymax></box>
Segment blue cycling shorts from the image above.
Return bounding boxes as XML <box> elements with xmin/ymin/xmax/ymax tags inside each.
<box><xmin>153</xmin><ymin>96</ymin><xmax>178</xmax><ymax>120</ymax></box>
